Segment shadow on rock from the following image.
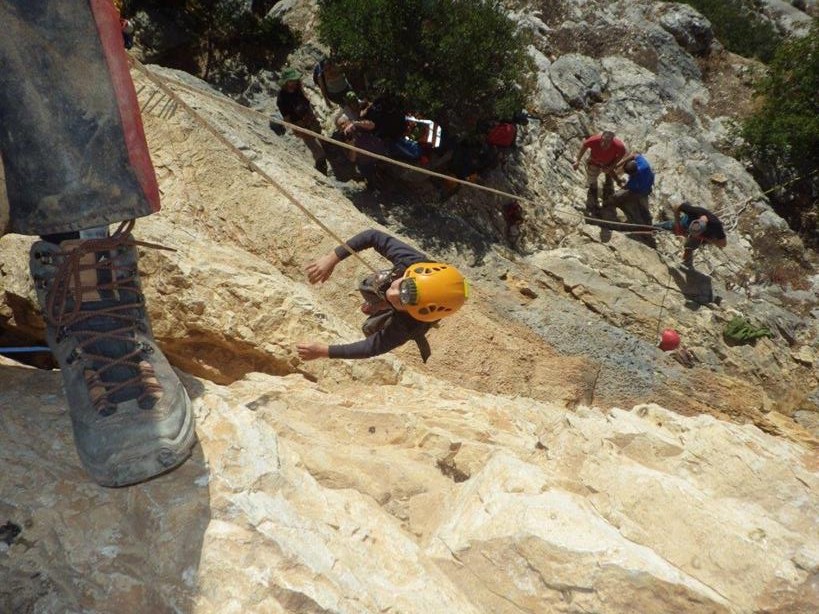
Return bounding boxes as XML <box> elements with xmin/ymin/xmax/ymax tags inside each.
<box><xmin>0</xmin><ymin>363</ymin><xmax>211</xmax><ymax>613</ymax></box>
<box><xmin>347</xmin><ymin>186</ymin><xmax>496</xmax><ymax>266</ymax></box>
<box><xmin>669</xmin><ymin>265</ymin><xmax>718</xmax><ymax>307</ymax></box>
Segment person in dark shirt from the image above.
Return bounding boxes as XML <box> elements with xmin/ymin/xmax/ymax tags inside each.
<box><xmin>655</xmin><ymin>202</ymin><xmax>727</xmax><ymax>267</ymax></box>
<box><xmin>297</xmin><ymin>229</ymin><xmax>468</xmax><ymax>362</ymax></box>
<box><xmin>275</xmin><ymin>67</ymin><xmax>328</xmax><ymax>174</ymax></box>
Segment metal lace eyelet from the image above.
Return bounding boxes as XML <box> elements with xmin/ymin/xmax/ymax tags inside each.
<box><xmin>66</xmin><ymin>348</ymin><xmax>82</xmax><ymax>365</ymax></box>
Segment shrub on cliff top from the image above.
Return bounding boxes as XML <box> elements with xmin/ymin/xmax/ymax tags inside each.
<box><xmin>739</xmin><ymin>22</ymin><xmax>819</xmax><ymax>245</ymax></box>
<box><xmin>316</xmin><ymin>0</ymin><xmax>534</xmax><ymax>129</ymax></box>
<box><xmin>680</xmin><ymin>0</ymin><xmax>782</xmax><ymax>63</ymax></box>
<box><xmin>740</xmin><ymin>22</ymin><xmax>819</xmax><ymax>175</ymax></box>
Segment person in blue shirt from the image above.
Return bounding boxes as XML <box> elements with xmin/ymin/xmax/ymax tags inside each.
<box><xmin>597</xmin><ymin>152</ymin><xmax>656</xmax><ymax>247</ymax></box>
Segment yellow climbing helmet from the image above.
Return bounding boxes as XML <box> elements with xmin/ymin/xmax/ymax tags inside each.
<box><xmin>398</xmin><ymin>262</ymin><xmax>469</xmax><ymax>322</ymax></box>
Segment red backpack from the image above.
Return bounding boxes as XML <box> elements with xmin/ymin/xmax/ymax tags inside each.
<box><xmin>487</xmin><ymin>123</ymin><xmax>516</xmax><ymax>147</ymax></box>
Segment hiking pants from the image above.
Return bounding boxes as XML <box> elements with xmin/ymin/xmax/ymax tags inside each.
<box><xmin>292</xmin><ymin>114</ymin><xmax>326</xmax><ymax>163</ymax></box>
<box><xmin>0</xmin><ymin>0</ymin><xmax>158</xmax><ymax>236</ymax></box>
<box><xmin>655</xmin><ymin>215</ymin><xmax>704</xmax><ymax>253</ymax></box>
<box><xmin>585</xmin><ymin>162</ymin><xmax>615</xmax><ymax>197</ymax></box>
<box><xmin>599</xmin><ymin>189</ymin><xmax>656</xmax><ymax>246</ymax></box>
<box><xmin>600</xmin><ymin>190</ymin><xmax>652</xmax><ymax>227</ymax></box>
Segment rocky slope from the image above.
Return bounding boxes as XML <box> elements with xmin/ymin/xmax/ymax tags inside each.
<box><xmin>1</xmin><ymin>1</ymin><xmax>818</xmax><ymax>612</ymax></box>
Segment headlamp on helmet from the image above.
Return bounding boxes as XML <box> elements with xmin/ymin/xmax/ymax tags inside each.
<box><xmin>399</xmin><ymin>262</ymin><xmax>468</xmax><ymax>322</ymax></box>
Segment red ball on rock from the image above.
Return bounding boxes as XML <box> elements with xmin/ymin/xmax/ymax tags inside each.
<box><xmin>659</xmin><ymin>328</ymin><xmax>681</xmax><ymax>351</ymax></box>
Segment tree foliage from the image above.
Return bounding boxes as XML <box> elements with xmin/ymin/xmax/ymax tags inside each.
<box><xmin>316</xmin><ymin>0</ymin><xmax>534</xmax><ymax>129</ymax></box>
<box><xmin>739</xmin><ymin>22</ymin><xmax>819</xmax><ymax>244</ymax></box>
<box><xmin>122</xmin><ymin>0</ymin><xmax>296</xmax><ymax>82</ymax></box>
<box><xmin>740</xmin><ymin>22</ymin><xmax>819</xmax><ymax>176</ymax></box>
<box><xmin>679</xmin><ymin>0</ymin><xmax>782</xmax><ymax>63</ymax></box>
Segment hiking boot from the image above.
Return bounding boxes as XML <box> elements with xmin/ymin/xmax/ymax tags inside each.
<box><xmin>681</xmin><ymin>250</ymin><xmax>694</xmax><ymax>268</ymax></box>
<box><xmin>29</xmin><ymin>220</ymin><xmax>195</xmax><ymax>487</ymax></box>
<box><xmin>315</xmin><ymin>157</ymin><xmax>329</xmax><ymax>176</ymax></box>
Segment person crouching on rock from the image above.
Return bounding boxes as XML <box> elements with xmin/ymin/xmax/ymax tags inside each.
<box><xmin>276</xmin><ymin>67</ymin><xmax>328</xmax><ymax>175</ymax></box>
<box><xmin>297</xmin><ymin>229</ymin><xmax>468</xmax><ymax>362</ymax></box>
<box><xmin>655</xmin><ymin>202</ymin><xmax>727</xmax><ymax>267</ymax></box>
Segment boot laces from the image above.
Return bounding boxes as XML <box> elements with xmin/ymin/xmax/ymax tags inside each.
<box><xmin>43</xmin><ymin>220</ymin><xmax>172</xmax><ymax>414</ymax></box>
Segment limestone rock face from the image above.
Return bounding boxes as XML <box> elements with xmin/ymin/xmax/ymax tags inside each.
<box><xmin>1</xmin><ymin>1</ymin><xmax>819</xmax><ymax>612</ymax></box>
<box><xmin>0</xmin><ymin>160</ymin><xmax>8</xmax><ymax>234</ymax></box>
<box><xmin>2</xmin><ymin>359</ymin><xmax>817</xmax><ymax>612</ymax></box>
<box><xmin>757</xmin><ymin>0</ymin><xmax>815</xmax><ymax>36</ymax></box>
<box><xmin>654</xmin><ymin>3</ymin><xmax>715</xmax><ymax>56</ymax></box>
<box><xmin>549</xmin><ymin>54</ymin><xmax>606</xmax><ymax>109</ymax></box>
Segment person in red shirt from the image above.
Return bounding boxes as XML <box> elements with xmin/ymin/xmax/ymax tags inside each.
<box><xmin>572</xmin><ymin>130</ymin><xmax>627</xmax><ymax>209</ymax></box>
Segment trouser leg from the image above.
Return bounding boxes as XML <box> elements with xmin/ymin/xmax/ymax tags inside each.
<box><xmin>602</xmin><ymin>173</ymin><xmax>615</xmax><ymax>200</ymax></box>
<box><xmin>0</xmin><ymin>0</ymin><xmax>158</xmax><ymax>236</ymax></box>
<box><xmin>617</xmin><ymin>193</ymin><xmax>656</xmax><ymax>247</ymax></box>
<box><xmin>585</xmin><ymin>162</ymin><xmax>602</xmax><ymax>187</ymax></box>
<box><xmin>298</xmin><ymin>134</ymin><xmax>327</xmax><ymax>163</ymax></box>
<box><xmin>585</xmin><ymin>163</ymin><xmax>602</xmax><ymax>208</ymax></box>
<box><xmin>623</xmin><ymin>194</ymin><xmax>652</xmax><ymax>227</ymax></box>
<box><xmin>594</xmin><ymin>192</ymin><xmax>621</xmax><ymax>230</ymax></box>
<box><xmin>599</xmin><ymin>189</ymin><xmax>630</xmax><ymax>226</ymax></box>
<box><xmin>294</xmin><ymin>114</ymin><xmax>326</xmax><ymax>163</ymax></box>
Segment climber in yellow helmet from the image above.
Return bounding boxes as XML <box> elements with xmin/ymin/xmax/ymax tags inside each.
<box><xmin>297</xmin><ymin>229</ymin><xmax>468</xmax><ymax>362</ymax></box>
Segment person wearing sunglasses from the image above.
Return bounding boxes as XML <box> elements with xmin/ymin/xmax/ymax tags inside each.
<box><xmin>297</xmin><ymin>229</ymin><xmax>468</xmax><ymax>363</ymax></box>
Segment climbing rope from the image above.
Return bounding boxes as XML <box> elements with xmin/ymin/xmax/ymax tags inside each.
<box><xmin>149</xmin><ymin>71</ymin><xmax>661</xmax><ymax>234</ymax></box>
<box><xmin>130</xmin><ymin>58</ymin><xmax>380</xmax><ymax>274</ymax></box>
<box><xmin>654</xmin><ymin>271</ymin><xmax>674</xmax><ymax>339</ymax></box>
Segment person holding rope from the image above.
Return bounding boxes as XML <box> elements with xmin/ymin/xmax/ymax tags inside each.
<box><xmin>572</xmin><ymin>130</ymin><xmax>628</xmax><ymax>210</ymax></box>
<box><xmin>297</xmin><ymin>229</ymin><xmax>468</xmax><ymax>363</ymax></box>
<box><xmin>595</xmin><ymin>152</ymin><xmax>657</xmax><ymax>247</ymax></box>
<box><xmin>655</xmin><ymin>202</ymin><xmax>726</xmax><ymax>267</ymax></box>
<box><xmin>0</xmin><ymin>0</ymin><xmax>195</xmax><ymax>487</ymax></box>
<box><xmin>276</xmin><ymin>67</ymin><xmax>328</xmax><ymax>175</ymax></box>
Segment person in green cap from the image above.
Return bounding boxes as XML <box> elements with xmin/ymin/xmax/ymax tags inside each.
<box><xmin>275</xmin><ymin>67</ymin><xmax>328</xmax><ymax>175</ymax></box>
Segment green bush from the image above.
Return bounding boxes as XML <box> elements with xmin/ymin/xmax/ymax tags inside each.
<box><xmin>316</xmin><ymin>0</ymin><xmax>534</xmax><ymax>129</ymax></box>
<box><xmin>739</xmin><ymin>22</ymin><xmax>819</xmax><ymax>245</ymax></box>
<box><xmin>123</xmin><ymin>0</ymin><xmax>296</xmax><ymax>82</ymax></box>
<box><xmin>740</xmin><ymin>22</ymin><xmax>819</xmax><ymax>177</ymax></box>
<box><xmin>679</xmin><ymin>0</ymin><xmax>782</xmax><ymax>63</ymax></box>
